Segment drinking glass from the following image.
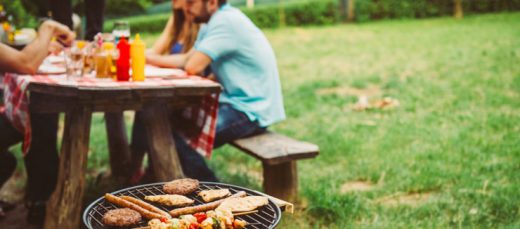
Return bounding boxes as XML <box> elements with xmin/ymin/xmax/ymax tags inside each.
<box><xmin>64</xmin><ymin>47</ymin><xmax>84</xmax><ymax>80</ymax></box>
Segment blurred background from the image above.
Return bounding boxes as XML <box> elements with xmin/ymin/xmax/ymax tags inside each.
<box><xmin>1</xmin><ymin>0</ymin><xmax>519</xmax><ymax>228</ymax></box>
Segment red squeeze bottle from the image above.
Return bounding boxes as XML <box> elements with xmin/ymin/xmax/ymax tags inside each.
<box><xmin>116</xmin><ymin>38</ymin><xmax>130</xmax><ymax>81</ymax></box>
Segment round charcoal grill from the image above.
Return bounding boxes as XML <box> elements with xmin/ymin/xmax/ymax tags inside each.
<box><xmin>83</xmin><ymin>182</ymin><xmax>282</xmax><ymax>229</ymax></box>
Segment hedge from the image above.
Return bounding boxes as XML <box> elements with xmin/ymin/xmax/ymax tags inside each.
<box><xmin>355</xmin><ymin>0</ymin><xmax>520</xmax><ymax>22</ymax></box>
<box><xmin>105</xmin><ymin>13</ymin><xmax>170</xmax><ymax>34</ymax></box>
<box><xmin>242</xmin><ymin>0</ymin><xmax>339</xmax><ymax>28</ymax></box>
<box><xmin>112</xmin><ymin>0</ymin><xmax>339</xmax><ymax>33</ymax></box>
<box><xmin>108</xmin><ymin>0</ymin><xmax>520</xmax><ymax>33</ymax></box>
<box><xmin>1</xmin><ymin>0</ymin><xmax>37</xmax><ymax>27</ymax></box>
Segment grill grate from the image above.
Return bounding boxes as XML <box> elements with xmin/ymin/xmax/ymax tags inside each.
<box><xmin>83</xmin><ymin>182</ymin><xmax>281</xmax><ymax>229</ymax></box>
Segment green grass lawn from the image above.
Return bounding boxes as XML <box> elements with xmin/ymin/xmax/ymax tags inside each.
<box><xmin>97</xmin><ymin>13</ymin><xmax>520</xmax><ymax>228</ymax></box>
<box><xmin>8</xmin><ymin>12</ymin><xmax>517</xmax><ymax>228</ymax></box>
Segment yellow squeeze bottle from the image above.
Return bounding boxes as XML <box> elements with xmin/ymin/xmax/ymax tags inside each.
<box><xmin>131</xmin><ymin>34</ymin><xmax>145</xmax><ymax>81</ymax></box>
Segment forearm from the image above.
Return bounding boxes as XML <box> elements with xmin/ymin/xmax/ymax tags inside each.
<box><xmin>0</xmin><ymin>35</ymin><xmax>51</xmax><ymax>74</ymax></box>
<box><xmin>0</xmin><ymin>20</ymin><xmax>73</xmax><ymax>74</ymax></box>
<box><xmin>184</xmin><ymin>51</ymin><xmax>211</xmax><ymax>75</ymax></box>
<box><xmin>146</xmin><ymin>54</ymin><xmax>189</xmax><ymax>69</ymax></box>
<box><xmin>18</xmin><ymin>26</ymin><xmax>55</xmax><ymax>74</ymax></box>
<box><xmin>0</xmin><ymin>44</ymin><xmax>33</xmax><ymax>73</ymax></box>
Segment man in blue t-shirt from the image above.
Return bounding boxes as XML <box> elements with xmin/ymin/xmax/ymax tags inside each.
<box><xmin>169</xmin><ymin>0</ymin><xmax>285</xmax><ymax>181</ymax></box>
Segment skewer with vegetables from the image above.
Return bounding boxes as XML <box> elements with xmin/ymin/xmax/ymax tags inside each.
<box><xmin>148</xmin><ymin>209</ymin><xmax>247</xmax><ymax>229</ymax></box>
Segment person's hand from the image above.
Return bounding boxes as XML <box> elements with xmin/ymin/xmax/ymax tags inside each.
<box><xmin>48</xmin><ymin>40</ymin><xmax>64</xmax><ymax>55</ymax></box>
<box><xmin>39</xmin><ymin>20</ymin><xmax>75</xmax><ymax>47</ymax></box>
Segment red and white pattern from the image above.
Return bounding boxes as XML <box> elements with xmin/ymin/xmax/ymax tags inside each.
<box><xmin>180</xmin><ymin>93</ymin><xmax>219</xmax><ymax>157</ymax></box>
<box><xmin>2</xmin><ymin>74</ymin><xmax>31</xmax><ymax>153</ymax></box>
<box><xmin>1</xmin><ymin>73</ymin><xmax>220</xmax><ymax>158</ymax></box>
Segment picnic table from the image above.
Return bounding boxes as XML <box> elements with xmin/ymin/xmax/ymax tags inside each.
<box><xmin>2</xmin><ymin>73</ymin><xmax>221</xmax><ymax>228</ymax></box>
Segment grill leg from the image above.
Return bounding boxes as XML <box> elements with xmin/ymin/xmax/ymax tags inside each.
<box><xmin>263</xmin><ymin>161</ymin><xmax>298</xmax><ymax>202</ymax></box>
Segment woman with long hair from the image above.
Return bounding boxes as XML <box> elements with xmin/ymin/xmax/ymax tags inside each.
<box><xmin>145</xmin><ymin>0</ymin><xmax>200</xmax><ymax>66</ymax></box>
<box><xmin>130</xmin><ymin>0</ymin><xmax>218</xmax><ymax>183</ymax></box>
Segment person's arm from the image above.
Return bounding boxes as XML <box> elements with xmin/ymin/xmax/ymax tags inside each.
<box><xmin>147</xmin><ymin>16</ymin><xmax>174</xmax><ymax>55</ymax></box>
<box><xmin>0</xmin><ymin>20</ymin><xmax>74</xmax><ymax>74</ymax></box>
<box><xmin>146</xmin><ymin>48</ymin><xmax>196</xmax><ymax>69</ymax></box>
<box><xmin>183</xmin><ymin>18</ymin><xmax>236</xmax><ymax>75</ymax></box>
<box><xmin>184</xmin><ymin>51</ymin><xmax>212</xmax><ymax>75</ymax></box>
<box><xmin>146</xmin><ymin>49</ymin><xmax>212</xmax><ymax>76</ymax></box>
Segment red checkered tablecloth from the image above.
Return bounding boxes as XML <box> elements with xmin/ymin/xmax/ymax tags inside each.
<box><xmin>1</xmin><ymin>73</ymin><xmax>220</xmax><ymax>158</ymax></box>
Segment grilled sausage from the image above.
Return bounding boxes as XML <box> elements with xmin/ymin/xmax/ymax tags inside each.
<box><xmin>104</xmin><ymin>193</ymin><xmax>165</xmax><ymax>220</ymax></box>
<box><xmin>121</xmin><ymin>196</ymin><xmax>171</xmax><ymax>219</ymax></box>
<box><xmin>169</xmin><ymin>191</ymin><xmax>247</xmax><ymax>217</ymax></box>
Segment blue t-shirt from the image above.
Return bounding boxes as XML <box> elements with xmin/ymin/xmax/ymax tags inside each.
<box><xmin>194</xmin><ymin>4</ymin><xmax>285</xmax><ymax>127</ymax></box>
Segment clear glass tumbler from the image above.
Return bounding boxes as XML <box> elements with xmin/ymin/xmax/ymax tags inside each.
<box><xmin>64</xmin><ymin>47</ymin><xmax>85</xmax><ymax>80</ymax></box>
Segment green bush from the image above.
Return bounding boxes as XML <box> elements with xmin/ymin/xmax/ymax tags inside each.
<box><xmin>355</xmin><ymin>0</ymin><xmax>520</xmax><ymax>22</ymax></box>
<box><xmin>242</xmin><ymin>0</ymin><xmax>338</xmax><ymax>28</ymax></box>
<box><xmin>0</xmin><ymin>0</ymin><xmax>38</xmax><ymax>28</ymax></box>
<box><xmin>105</xmin><ymin>13</ymin><xmax>170</xmax><ymax>34</ymax></box>
<box><xmin>241</xmin><ymin>4</ymin><xmax>281</xmax><ymax>28</ymax></box>
<box><xmin>105</xmin><ymin>0</ymin><xmax>152</xmax><ymax>17</ymax></box>
<box><xmin>107</xmin><ymin>0</ymin><xmax>520</xmax><ymax>33</ymax></box>
<box><xmin>284</xmin><ymin>0</ymin><xmax>338</xmax><ymax>26</ymax></box>
<box><xmin>243</xmin><ymin>0</ymin><xmax>520</xmax><ymax>27</ymax></box>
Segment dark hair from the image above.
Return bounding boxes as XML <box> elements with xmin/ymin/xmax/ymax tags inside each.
<box><xmin>203</xmin><ymin>0</ymin><xmax>226</xmax><ymax>6</ymax></box>
<box><xmin>172</xmin><ymin>8</ymin><xmax>185</xmax><ymax>45</ymax></box>
<box><xmin>169</xmin><ymin>9</ymin><xmax>199</xmax><ymax>53</ymax></box>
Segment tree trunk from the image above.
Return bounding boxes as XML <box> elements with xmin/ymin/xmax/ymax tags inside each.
<box><xmin>339</xmin><ymin>0</ymin><xmax>348</xmax><ymax>22</ymax></box>
<box><xmin>279</xmin><ymin>0</ymin><xmax>286</xmax><ymax>27</ymax></box>
<box><xmin>347</xmin><ymin>0</ymin><xmax>356</xmax><ymax>22</ymax></box>
<box><xmin>246</xmin><ymin>0</ymin><xmax>254</xmax><ymax>9</ymax></box>
<box><xmin>454</xmin><ymin>0</ymin><xmax>463</xmax><ymax>19</ymax></box>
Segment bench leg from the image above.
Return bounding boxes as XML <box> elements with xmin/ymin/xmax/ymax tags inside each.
<box><xmin>263</xmin><ymin>161</ymin><xmax>298</xmax><ymax>202</ymax></box>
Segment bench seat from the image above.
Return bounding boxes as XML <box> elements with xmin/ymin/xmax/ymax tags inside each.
<box><xmin>231</xmin><ymin>131</ymin><xmax>319</xmax><ymax>202</ymax></box>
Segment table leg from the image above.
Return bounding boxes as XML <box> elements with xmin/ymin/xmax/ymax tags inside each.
<box><xmin>140</xmin><ymin>103</ymin><xmax>184</xmax><ymax>181</ymax></box>
<box><xmin>44</xmin><ymin>107</ymin><xmax>92</xmax><ymax>229</ymax></box>
<box><xmin>105</xmin><ymin>112</ymin><xmax>132</xmax><ymax>178</ymax></box>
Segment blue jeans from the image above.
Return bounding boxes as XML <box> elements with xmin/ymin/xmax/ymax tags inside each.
<box><xmin>173</xmin><ymin>103</ymin><xmax>266</xmax><ymax>181</ymax></box>
<box><xmin>131</xmin><ymin>103</ymin><xmax>265</xmax><ymax>182</ymax></box>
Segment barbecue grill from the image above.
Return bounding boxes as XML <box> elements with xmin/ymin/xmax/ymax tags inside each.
<box><xmin>83</xmin><ymin>181</ymin><xmax>282</xmax><ymax>229</ymax></box>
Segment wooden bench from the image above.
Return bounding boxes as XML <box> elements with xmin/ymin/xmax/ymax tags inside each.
<box><xmin>231</xmin><ymin>131</ymin><xmax>319</xmax><ymax>202</ymax></box>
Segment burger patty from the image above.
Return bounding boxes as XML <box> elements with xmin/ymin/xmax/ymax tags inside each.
<box><xmin>102</xmin><ymin>208</ymin><xmax>142</xmax><ymax>227</ymax></box>
<box><xmin>163</xmin><ymin>178</ymin><xmax>199</xmax><ymax>195</ymax></box>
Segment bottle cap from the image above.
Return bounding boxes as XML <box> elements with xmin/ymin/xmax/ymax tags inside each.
<box><xmin>132</xmin><ymin>33</ymin><xmax>145</xmax><ymax>45</ymax></box>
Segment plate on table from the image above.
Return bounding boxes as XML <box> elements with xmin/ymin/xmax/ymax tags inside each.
<box><xmin>37</xmin><ymin>64</ymin><xmax>66</xmax><ymax>75</ymax></box>
<box><xmin>144</xmin><ymin>66</ymin><xmax>187</xmax><ymax>79</ymax></box>
<box><xmin>45</xmin><ymin>55</ymin><xmax>65</xmax><ymax>65</ymax></box>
